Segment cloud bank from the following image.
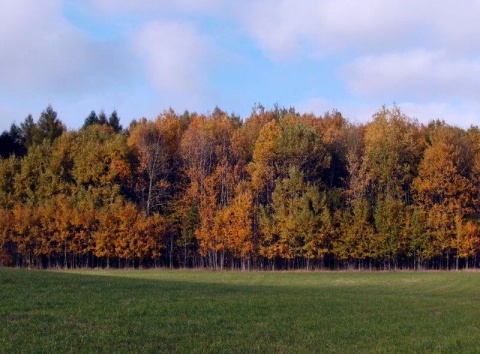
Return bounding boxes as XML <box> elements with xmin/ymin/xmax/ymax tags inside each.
<box><xmin>1</xmin><ymin>0</ymin><xmax>480</xmax><ymax>132</ymax></box>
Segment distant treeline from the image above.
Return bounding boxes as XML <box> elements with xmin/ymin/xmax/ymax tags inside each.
<box><xmin>1</xmin><ymin>104</ymin><xmax>480</xmax><ymax>270</ymax></box>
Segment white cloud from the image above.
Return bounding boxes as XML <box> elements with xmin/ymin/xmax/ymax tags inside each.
<box><xmin>295</xmin><ymin>96</ymin><xmax>480</xmax><ymax>129</ymax></box>
<box><xmin>343</xmin><ymin>50</ymin><xmax>480</xmax><ymax>100</ymax></box>
<box><xmin>397</xmin><ymin>101</ymin><xmax>480</xmax><ymax>128</ymax></box>
<box><xmin>239</xmin><ymin>0</ymin><xmax>480</xmax><ymax>60</ymax></box>
<box><xmin>327</xmin><ymin>100</ymin><xmax>480</xmax><ymax>129</ymax></box>
<box><xmin>427</xmin><ymin>2</ymin><xmax>480</xmax><ymax>53</ymax></box>
<box><xmin>295</xmin><ymin>96</ymin><xmax>380</xmax><ymax>126</ymax></box>
<box><xmin>92</xmin><ymin>0</ymin><xmax>225</xmax><ymax>17</ymax></box>
<box><xmin>238</xmin><ymin>1</ymin><xmax>315</xmax><ymax>59</ymax></box>
<box><xmin>297</xmin><ymin>97</ymin><xmax>333</xmax><ymax>115</ymax></box>
<box><xmin>0</xmin><ymin>0</ymin><xmax>84</xmax><ymax>92</ymax></box>
<box><xmin>0</xmin><ymin>0</ymin><xmax>137</xmax><ymax>132</ymax></box>
<box><xmin>238</xmin><ymin>0</ymin><xmax>415</xmax><ymax>59</ymax></box>
<box><xmin>135</xmin><ymin>21</ymin><xmax>210</xmax><ymax>94</ymax></box>
<box><xmin>134</xmin><ymin>21</ymin><xmax>216</xmax><ymax>115</ymax></box>
<box><xmin>2</xmin><ymin>0</ymin><xmax>479</xmax><ymax>133</ymax></box>
<box><xmin>0</xmin><ymin>0</ymin><xmax>131</xmax><ymax>95</ymax></box>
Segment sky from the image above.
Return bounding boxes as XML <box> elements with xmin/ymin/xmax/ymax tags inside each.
<box><xmin>1</xmin><ymin>0</ymin><xmax>480</xmax><ymax>132</ymax></box>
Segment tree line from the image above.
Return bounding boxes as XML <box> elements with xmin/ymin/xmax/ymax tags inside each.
<box><xmin>1</xmin><ymin>104</ymin><xmax>479</xmax><ymax>270</ymax></box>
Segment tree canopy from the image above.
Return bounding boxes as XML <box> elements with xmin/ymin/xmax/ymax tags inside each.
<box><xmin>1</xmin><ymin>105</ymin><xmax>480</xmax><ymax>270</ymax></box>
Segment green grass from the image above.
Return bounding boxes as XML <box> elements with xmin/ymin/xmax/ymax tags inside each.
<box><xmin>1</xmin><ymin>269</ymin><xmax>480</xmax><ymax>353</ymax></box>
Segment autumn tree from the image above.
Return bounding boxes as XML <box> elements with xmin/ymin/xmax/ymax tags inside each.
<box><xmin>0</xmin><ymin>156</ymin><xmax>20</xmax><ymax>209</ymax></box>
<box><xmin>302</xmin><ymin>110</ymin><xmax>349</xmax><ymax>188</ymax></box>
<box><xmin>413</xmin><ymin>123</ymin><xmax>477</xmax><ymax>269</ymax></box>
<box><xmin>249</xmin><ymin>115</ymin><xmax>331</xmax><ymax>202</ymax></box>
<box><xmin>128</xmin><ymin>110</ymin><xmax>182</xmax><ymax>215</ymax></box>
<box><xmin>71</xmin><ymin>124</ymin><xmax>133</xmax><ymax>207</ymax></box>
<box><xmin>3</xmin><ymin>103</ymin><xmax>480</xmax><ymax>270</ymax></box>
<box><xmin>214</xmin><ymin>183</ymin><xmax>254</xmax><ymax>269</ymax></box>
<box><xmin>358</xmin><ymin>106</ymin><xmax>425</xmax><ymax>266</ymax></box>
<box><xmin>180</xmin><ymin>110</ymin><xmax>237</xmax><ymax>269</ymax></box>
<box><xmin>333</xmin><ymin>196</ymin><xmax>375</xmax><ymax>269</ymax></box>
<box><xmin>259</xmin><ymin>168</ymin><xmax>330</xmax><ymax>269</ymax></box>
<box><xmin>0</xmin><ymin>207</ymin><xmax>14</xmax><ymax>265</ymax></box>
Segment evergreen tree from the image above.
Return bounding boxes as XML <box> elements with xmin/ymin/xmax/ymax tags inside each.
<box><xmin>0</xmin><ymin>124</ymin><xmax>25</xmax><ymax>158</ymax></box>
<box><xmin>83</xmin><ymin>111</ymin><xmax>99</xmax><ymax>129</ymax></box>
<box><xmin>98</xmin><ymin>111</ymin><xmax>107</xmax><ymax>125</ymax></box>
<box><xmin>19</xmin><ymin>114</ymin><xmax>39</xmax><ymax>149</ymax></box>
<box><xmin>108</xmin><ymin>110</ymin><xmax>122</xmax><ymax>132</ymax></box>
<box><xmin>37</xmin><ymin>105</ymin><xmax>64</xmax><ymax>144</ymax></box>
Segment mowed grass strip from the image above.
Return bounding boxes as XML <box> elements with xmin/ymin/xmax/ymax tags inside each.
<box><xmin>1</xmin><ymin>269</ymin><xmax>480</xmax><ymax>353</ymax></box>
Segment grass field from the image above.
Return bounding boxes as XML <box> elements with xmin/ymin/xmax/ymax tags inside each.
<box><xmin>1</xmin><ymin>269</ymin><xmax>480</xmax><ymax>353</ymax></box>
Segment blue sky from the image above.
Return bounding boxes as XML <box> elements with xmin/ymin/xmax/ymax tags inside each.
<box><xmin>1</xmin><ymin>0</ymin><xmax>480</xmax><ymax>132</ymax></box>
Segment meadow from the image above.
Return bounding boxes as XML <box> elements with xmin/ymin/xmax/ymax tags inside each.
<box><xmin>1</xmin><ymin>268</ymin><xmax>480</xmax><ymax>353</ymax></box>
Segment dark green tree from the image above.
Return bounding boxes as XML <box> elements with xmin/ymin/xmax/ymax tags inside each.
<box><xmin>0</xmin><ymin>124</ymin><xmax>25</xmax><ymax>158</ymax></box>
<box><xmin>83</xmin><ymin>111</ymin><xmax>99</xmax><ymax>129</ymax></box>
<box><xmin>108</xmin><ymin>110</ymin><xmax>122</xmax><ymax>132</ymax></box>
<box><xmin>19</xmin><ymin>114</ymin><xmax>40</xmax><ymax>149</ymax></box>
<box><xmin>98</xmin><ymin>110</ymin><xmax>107</xmax><ymax>125</ymax></box>
<box><xmin>37</xmin><ymin>105</ymin><xmax>64</xmax><ymax>144</ymax></box>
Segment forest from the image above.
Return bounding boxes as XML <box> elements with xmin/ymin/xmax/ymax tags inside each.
<box><xmin>1</xmin><ymin>104</ymin><xmax>479</xmax><ymax>270</ymax></box>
